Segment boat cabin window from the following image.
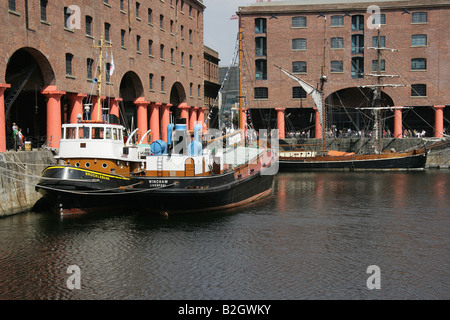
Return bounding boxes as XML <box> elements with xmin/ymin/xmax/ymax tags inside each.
<box><xmin>92</xmin><ymin>127</ymin><xmax>104</xmax><ymax>139</ymax></box>
<box><xmin>65</xmin><ymin>127</ymin><xmax>77</xmax><ymax>139</ymax></box>
<box><xmin>78</xmin><ymin>127</ymin><xmax>90</xmax><ymax>139</ymax></box>
<box><xmin>105</xmin><ymin>127</ymin><xmax>112</xmax><ymax>139</ymax></box>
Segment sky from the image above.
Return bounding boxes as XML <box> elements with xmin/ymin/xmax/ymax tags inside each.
<box><xmin>203</xmin><ymin>0</ymin><xmax>284</xmax><ymax>67</ymax></box>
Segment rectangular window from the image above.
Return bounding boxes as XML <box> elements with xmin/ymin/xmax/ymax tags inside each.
<box><xmin>411</xmin><ymin>84</ymin><xmax>426</xmax><ymax>97</ymax></box>
<box><xmin>189</xmin><ymin>55</ymin><xmax>193</xmax><ymax>68</ymax></box>
<box><xmin>189</xmin><ymin>29</ymin><xmax>193</xmax><ymax>42</ymax></box>
<box><xmin>87</xmin><ymin>58</ymin><xmax>94</xmax><ymax>80</ymax></box>
<box><xmin>137</xmin><ymin>35</ymin><xmax>141</xmax><ymax>52</ymax></box>
<box><xmin>40</xmin><ymin>0</ymin><xmax>48</xmax><ymax>21</ymax></box>
<box><xmin>170</xmin><ymin>20</ymin><xmax>174</xmax><ymax>33</ymax></box>
<box><xmin>330</xmin><ymin>61</ymin><xmax>343</xmax><ymax>73</ymax></box>
<box><xmin>121</xmin><ymin>29</ymin><xmax>126</xmax><ymax>47</ymax></box>
<box><xmin>292</xmin><ymin>16</ymin><xmax>306</xmax><ymax>28</ymax></box>
<box><xmin>331</xmin><ymin>15</ymin><xmax>343</xmax><ymax>27</ymax></box>
<box><xmin>411</xmin><ymin>58</ymin><xmax>427</xmax><ymax>70</ymax></box>
<box><xmin>105</xmin><ymin>63</ymin><xmax>111</xmax><ymax>83</ymax></box>
<box><xmin>65</xmin><ymin>53</ymin><xmax>73</xmax><ymax>76</ymax></box>
<box><xmin>351</xmin><ymin>57</ymin><xmax>364</xmax><ymax>79</ymax></box>
<box><xmin>352</xmin><ymin>35</ymin><xmax>364</xmax><ymax>53</ymax></box>
<box><xmin>372</xmin><ymin>13</ymin><xmax>386</xmax><ymax>25</ymax></box>
<box><xmin>255</xmin><ymin>18</ymin><xmax>266</xmax><ymax>34</ymax></box>
<box><xmin>148</xmin><ymin>40</ymin><xmax>153</xmax><ymax>56</ymax></box>
<box><xmin>372</xmin><ymin>59</ymin><xmax>385</xmax><ymax>72</ymax></box>
<box><xmin>8</xmin><ymin>0</ymin><xmax>16</xmax><ymax>12</ymax></box>
<box><xmin>181</xmin><ymin>52</ymin><xmax>184</xmax><ymax>65</ymax></box>
<box><xmin>120</xmin><ymin>0</ymin><xmax>124</xmax><ymax>11</ymax></box>
<box><xmin>352</xmin><ymin>15</ymin><xmax>364</xmax><ymax>31</ymax></box>
<box><xmin>161</xmin><ymin>76</ymin><xmax>165</xmax><ymax>92</ymax></box>
<box><xmin>292</xmin><ymin>61</ymin><xmax>307</xmax><ymax>73</ymax></box>
<box><xmin>86</xmin><ymin>16</ymin><xmax>93</xmax><ymax>37</ymax></box>
<box><xmin>149</xmin><ymin>74</ymin><xmax>153</xmax><ymax>90</ymax></box>
<box><xmin>254</xmin><ymin>87</ymin><xmax>268</xmax><ymax>99</ymax></box>
<box><xmin>412</xmin><ymin>12</ymin><xmax>427</xmax><ymax>23</ymax></box>
<box><xmin>104</xmin><ymin>23</ymin><xmax>111</xmax><ymax>42</ymax></box>
<box><xmin>412</xmin><ymin>34</ymin><xmax>427</xmax><ymax>47</ymax></box>
<box><xmin>160</xmin><ymin>15</ymin><xmax>164</xmax><ymax>29</ymax></box>
<box><xmin>255</xmin><ymin>37</ymin><xmax>267</xmax><ymax>56</ymax></box>
<box><xmin>190</xmin><ymin>83</ymin><xmax>193</xmax><ymax>97</ymax></box>
<box><xmin>292</xmin><ymin>87</ymin><xmax>307</xmax><ymax>99</ymax></box>
<box><xmin>372</xmin><ymin>36</ymin><xmax>386</xmax><ymax>48</ymax></box>
<box><xmin>160</xmin><ymin>44</ymin><xmax>164</xmax><ymax>59</ymax></box>
<box><xmin>136</xmin><ymin>2</ymin><xmax>140</xmax><ymax>19</ymax></box>
<box><xmin>64</xmin><ymin>7</ymin><xmax>71</xmax><ymax>29</ymax></box>
<box><xmin>148</xmin><ymin>9</ymin><xmax>153</xmax><ymax>24</ymax></box>
<box><xmin>331</xmin><ymin>37</ymin><xmax>344</xmax><ymax>49</ymax></box>
<box><xmin>255</xmin><ymin>59</ymin><xmax>267</xmax><ymax>80</ymax></box>
<box><xmin>292</xmin><ymin>38</ymin><xmax>307</xmax><ymax>50</ymax></box>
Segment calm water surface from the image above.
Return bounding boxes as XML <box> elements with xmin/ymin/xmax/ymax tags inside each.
<box><xmin>0</xmin><ymin>171</ymin><xmax>448</xmax><ymax>300</ymax></box>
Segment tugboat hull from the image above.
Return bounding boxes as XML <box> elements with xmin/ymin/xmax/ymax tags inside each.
<box><xmin>36</xmin><ymin>165</ymin><xmax>274</xmax><ymax>215</ymax></box>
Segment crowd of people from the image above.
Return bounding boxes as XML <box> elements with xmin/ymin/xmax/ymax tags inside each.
<box><xmin>287</xmin><ymin>127</ymin><xmax>429</xmax><ymax>139</ymax></box>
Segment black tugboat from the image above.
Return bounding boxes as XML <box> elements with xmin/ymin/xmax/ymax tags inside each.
<box><xmin>36</xmin><ymin>34</ymin><xmax>277</xmax><ymax>215</ymax></box>
<box><xmin>36</xmin><ymin>120</ymin><xmax>277</xmax><ymax>215</ymax></box>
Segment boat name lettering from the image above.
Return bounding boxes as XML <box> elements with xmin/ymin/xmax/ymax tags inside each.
<box><xmin>85</xmin><ymin>172</ymin><xmax>110</xmax><ymax>180</ymax></box>
<box><xmin>149</xmin><ymin>179</ymin><xmax>169</xmax><ymax>187</ymax></box>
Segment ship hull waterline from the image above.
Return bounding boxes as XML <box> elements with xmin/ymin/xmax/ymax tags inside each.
<box><xmin>36</xmin><ymin>166</ymin><xmax>275</xmax><ymax>215</ymax></box>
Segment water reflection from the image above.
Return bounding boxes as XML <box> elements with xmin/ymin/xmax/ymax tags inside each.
<box><xmin>0</xmin><ymin>171</ymin><xmax>448</xmax><ymax>299</ymax></box>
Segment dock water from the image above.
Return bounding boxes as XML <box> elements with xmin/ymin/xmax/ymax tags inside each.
<box><xmin>0</xmin><ymin>138</ymin><xmax>448</xmax><ymax>217</ymax></box>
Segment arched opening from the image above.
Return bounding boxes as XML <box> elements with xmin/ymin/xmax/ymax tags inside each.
<box><xmin>170</xmin><ymin>82</ymin><xmax>186</xmax><ymax>121</ymax></box>
<box><xmin>4</xmin><ymin>47</ymin><xmax>55</xmax><ymax>149</ymax></box>
<box><xmin>325</xmin><ymin>87</ymin><xmax>394</xmax><ymax>137</ymax></box>
<box><xmin>119</xmin><ymin>71</ymin><xmax>144</xmax><ymax>130</ymax></box>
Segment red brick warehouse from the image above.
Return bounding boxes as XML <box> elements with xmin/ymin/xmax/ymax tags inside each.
<box><xmin>237</xmin><ymin>0</ymin><xmax>449</xmax><ymax>139</ymax></box>
<box><xmin>0</xmin><ymin>0</ymin><xmax>212</xmax><ymax>152</ymax></box>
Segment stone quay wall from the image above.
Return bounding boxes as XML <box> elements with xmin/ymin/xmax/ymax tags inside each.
<box><xmin>0</xmin><ymin>150</ymin><xmax>55</xmax><ymax>218</ymax></box>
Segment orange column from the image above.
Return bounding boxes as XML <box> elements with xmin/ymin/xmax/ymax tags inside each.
<box><xmin>240</xmin><ymin>108</ymin><xmax>247</xmax><ymax>132</ymax></box>
<box><xmin>91</xmin><ymin>96</ymin><xmax>105</xmax><ymax>122</ymax></box>
<box><xmin>149</xmin><ymin>102</ymin><xmax>161</xmax><ymax>142</ymax></box>
<box><xmin>160</xmin><ymin>103</ymin><xmax>171</xmax><ymax>142</ymax></box>
<box><xmin>275</xmin><ymin>108</ymin><xmax>286</xmax><ymax>139</ymax></box>
<box><xmin>394</xmin><ymin>107</ymin><xmax>403</xmax><ymax>138</ymax></box>
<box><xmin>178</xmin><ymin>103</ymin><xmax>190</xmax><ymax>126</ymax></box>
<box><xmin>110</xmin><ymin>98</ymin><xmax>122</xmax><ymax>119</ymax></box>
<box><xmin>189</xmin><ymin>107</ymin><xmax>198</xmax><ymax>131</ymax></box>
<box><xmin>41</xmin><ymin>85</ymin><xmax>66</xmax><ymax>149</ymax></box>
<box><xmin>314</xmin><ymin>107</ymin><xmax>322</xmax><ymax>139</ymax></box>
<box><xmin>67</xmin><ymin>93</ymin><xmax>87</xmax><ymax>123</ymax></box>
<box><xmin>434</xmin><ymin>105</ymin><xmax>445</xmax><ymax>138</ymax></box>
<box><xmin>197</xmin><ymin>107</ymin><xmax>206</xmax><ymax>132</ymax></box>
<box><xmin>0</xmin><ymin>83</ymin><xmax>11</xmax><ymax>152</ymax></box>
<box><xmin>134</xmin><ymin>98</ymin><xmax>149</xmax><ymax>142</ymax></box>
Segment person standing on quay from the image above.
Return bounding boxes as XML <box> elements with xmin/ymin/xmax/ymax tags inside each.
<box><xmin>12</xmin><ymin>122</ymin><xmax>18</xmax><ymax>151</ymax></box>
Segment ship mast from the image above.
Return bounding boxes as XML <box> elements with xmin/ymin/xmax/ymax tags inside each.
<box><xmin>360</xmin><ymin>28</ymin><xmax>404</xmax><ymax>154</ymax></box>
<box><xmin>319</xmin><ymin>16</ymin><xmax>328</xmax><ymax>150</ymax></box>
<box><xmin>93</xmin><ymin>35</ymin><xmax>112</xmax><ymax>121</ymax></box>
<box><xmin>373</xmin><ymin>28</ymin><xmax>383</xmax><ymax>154</ymax></box>
<box><xmin>238</xmin><ymin>14</ymin><xmax>245</xmax><ymax>133</ymax></box>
